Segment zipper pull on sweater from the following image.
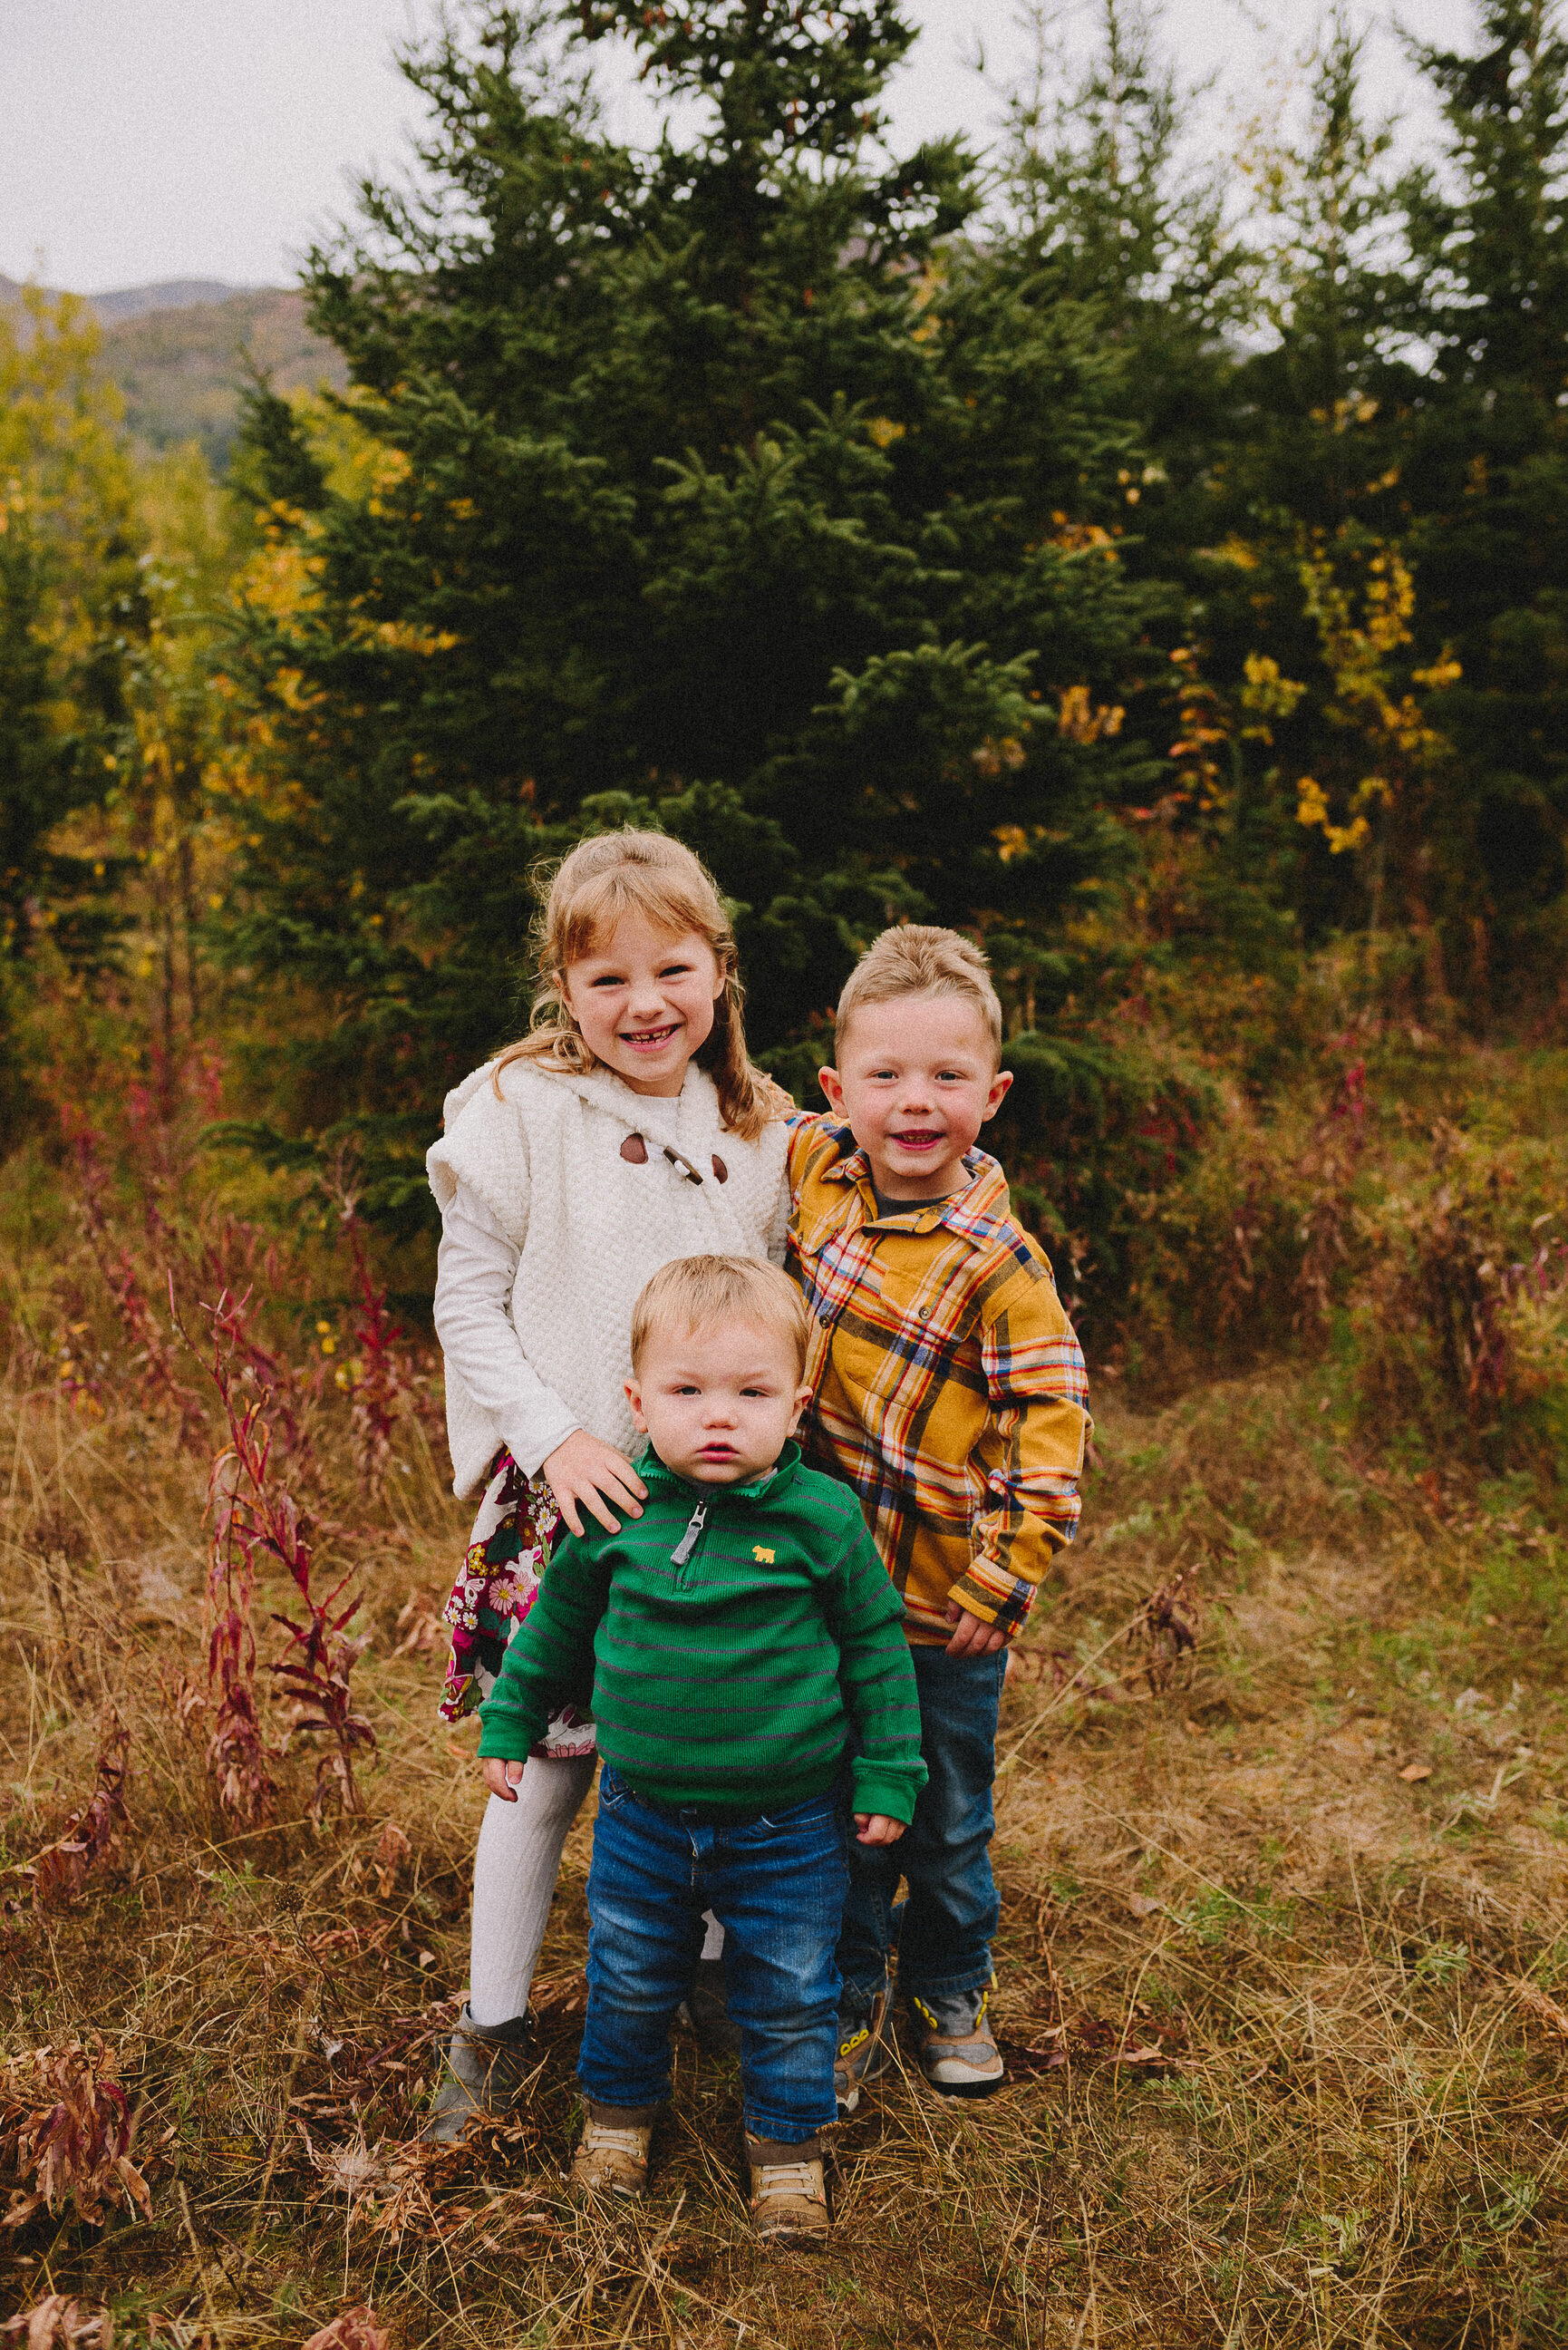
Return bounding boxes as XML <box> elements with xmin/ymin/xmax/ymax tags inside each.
<box><xmin>670</xmin><ymin>1499</ymin><xmax>708</xmax><ymax>1567</ymax></box>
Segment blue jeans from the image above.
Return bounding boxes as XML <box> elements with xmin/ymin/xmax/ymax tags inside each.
<box><xmin>838</xmin><ymin>1646</ymin><xmax>1005</xmax><ymax>2014</ymax></box>
<box><xmin>580</xmin><ymin>1766</ymin><xmax>847</xmax><ymax>2144</ymax></box>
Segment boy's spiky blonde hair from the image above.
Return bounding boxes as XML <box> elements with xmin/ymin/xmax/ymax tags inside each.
<box><xmin>835</xmin><ymin>926</ymin><xmax>1003</xmax><ymax>1063</ymax></box>
<box><xmin>630</xmin><ymin>1254</ymin><xmax>810</xmax><ymax>1379</ymax></box>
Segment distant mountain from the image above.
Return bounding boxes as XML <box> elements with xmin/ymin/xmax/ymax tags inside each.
<box><xmin>1</xmin><ymin>276</ymin><xmax>347</xmax><ymax>469</ymax></box>
<box><xmin>87</xmin><ymin>278</ymin><xmax>256</xmax><ymax>325</ymax></box>
<box><xmin>100</xmin><ymin>287</ymin><xmax>348</xmax><ymax>468</ymax></box>
<box><xmin>0</xmin><ymin>274</ymin><xmax>251</xmax><ymax>325</ymax></box>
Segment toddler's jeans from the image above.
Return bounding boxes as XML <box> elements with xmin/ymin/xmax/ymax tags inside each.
<box><xmin>579</xmin><ymin>1765</ymin><xmax>845</xmax><ymax>2146</ymax></box>
<box><xmin>837</xmin><ymin>1646</ymin><xmax>1006</xmax><ymax>2017</ymax></box>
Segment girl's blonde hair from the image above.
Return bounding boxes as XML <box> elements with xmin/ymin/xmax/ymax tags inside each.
<box><xmin>493</xmin><ymin>830</ymin><xmax>779</xmax><ymax>1143</ymax></box>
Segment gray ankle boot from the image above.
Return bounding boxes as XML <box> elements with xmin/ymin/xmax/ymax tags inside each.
<box><xmin>422</xmin><ymin>2004</ymin><xmax>537</xmax><ymax>2144</ymax></box>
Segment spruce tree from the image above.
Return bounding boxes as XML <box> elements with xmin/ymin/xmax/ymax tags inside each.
<box><xmin>990</xmin><ymin>0</ymin><xmax>1248</xmax><ymax>569</ymax></box>
<box><xmin>224</xmin><ymin>0</ymin><xmax>1164</xmax><ymax>1204</ymax></box>
<box><xmin>1191</xmin><ymin>15</ymin><xmax>1424</xmax><ymax>947</ymax></box>
<box><xmin>1228</xmin><ymin>12</ymin><xmax>1416</xmax><ymax>539</ymax></box>
<box><xmin>1400</xmin><ymin>0</ymin><xmax>1568</xmax><ymax>961</ymax></box>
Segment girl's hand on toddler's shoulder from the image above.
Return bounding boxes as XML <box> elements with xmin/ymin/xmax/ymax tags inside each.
<box><xmin>854</xmin><ymin>1813</ymin><xmax>906</xmax><ymax>1847</ymax></box>
<box><xmin>483</xmin><ymin>1758</ymin><xmax>526</xmax><ymax>1802</ymax></box>
<box><xmin>544</xmin><ymin>1432</ymin><xmax>647</xmax><ymax>1536</ymax></box>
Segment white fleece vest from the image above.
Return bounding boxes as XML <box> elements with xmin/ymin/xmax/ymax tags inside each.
<box><xmin>427</xmin><ymin>1058</ymin><xmax>790</xmax><ymax>1499</ymax></box>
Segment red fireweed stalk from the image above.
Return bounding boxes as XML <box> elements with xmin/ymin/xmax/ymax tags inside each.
<box><xmin>202</xmin><ymin>1293</ymin><xmax>376</xmax><ymax>1820</ymax></box>
<box><xmin>33</xmin><ymin>1710</ymin><xmax>132</xmax><ymax>1908</ymax></box>
<box><xmin>326</xmin><ymin>1155</ymin><xmax>425</xmax><ymax>1494</ymax></box>
<box><xmin>204</xmin><ymin>1271</ymin><xmax>314</xmax><ymax>1467</ymax></box>
<box><xmin>70</xmin><ymin>1126</ymin><xmax>207</xmax><ymax>1448</ymax></box>
<box><xmin>204</xmin><ymin>1321</ymin><xmax>278</xmax><ymax>1826</ymax></box>
<box><xmin>0</xmin><ymin>2038</ymin><xmax>153</xmax><ymax>2231</ymax></box>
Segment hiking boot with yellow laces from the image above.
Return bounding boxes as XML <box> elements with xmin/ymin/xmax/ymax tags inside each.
<box><xmin>833</xmin><ymin>1990</ymin><xmax>891</xmax><ymax>2114</ymax></box>
<box><xmin>566</xmin><ymin>2105</ymin><xmax>654</xmax><ymax>2201</ymax></box>
<box><xmin>910</xmin><ymin>1990</ymin><xmax>1006</xmax><ymax>2099</ymax></box>
<box><xmin>746</xmin><ymin>2136</ymin><xmax>829</xmax><ymax>2246</ymax></box>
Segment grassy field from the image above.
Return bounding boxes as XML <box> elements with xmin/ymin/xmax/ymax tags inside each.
<box><xmin>5</xmin><ymin>1254</ymin><xmax>1568</xmax><ymax>2350</ymax></box>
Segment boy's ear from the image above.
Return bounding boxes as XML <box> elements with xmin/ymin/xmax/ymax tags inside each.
<box><xmin>818</xmin><ymin>1064</ymin><xmax>847</xmax><ymax>1115</ymax></box>
<box><xmin>624</xmin><ymin>1376</ymin><xmax>650</xmax><ymax>1433</ymax></box>
<box><xmin>788</xmin><ymin>1382</ymin><xmax>813</xmax><ymax>1432</ymax></box>
<box><xmin>982</xmin><ymin>1068</ymin><xmax>1013</xmax><ymax>1122</ymax></box>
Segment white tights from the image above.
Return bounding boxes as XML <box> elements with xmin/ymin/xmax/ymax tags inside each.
<box><xmin>466</xmin><ymin>1753</ymin><xmax>724</xmax><ymax>2026</ymax></box>
<box><xmin>469</xmin><ymin>1753</ymin><xmax>596</xmax><ymax>2026</ymax></box>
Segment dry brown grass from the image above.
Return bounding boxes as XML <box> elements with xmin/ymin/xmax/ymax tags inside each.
<box><xmin>5</xmin><ymin>1314</ymin><xmax>1568</xmax><ymax>2346</ymax></box>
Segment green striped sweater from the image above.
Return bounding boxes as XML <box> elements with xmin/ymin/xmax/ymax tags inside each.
<box><xmin>477</xmin><ymin>1442</ymin><xmax>927</xmax><ymax>1821</ymax></box>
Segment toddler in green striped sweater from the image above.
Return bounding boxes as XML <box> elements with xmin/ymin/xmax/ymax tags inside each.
<box><xmin>478</xmin><ymin>1254</ymin><xmax>925</xmax><ymax>2244</ymax></box>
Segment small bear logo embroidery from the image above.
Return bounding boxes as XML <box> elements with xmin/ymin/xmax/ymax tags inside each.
<box><xmin>753</xmin><ymin>1546</ymin><xmax>776</xmax><ymax>1563</ymax></box>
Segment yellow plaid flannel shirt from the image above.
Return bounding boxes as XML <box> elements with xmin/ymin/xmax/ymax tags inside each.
<box><xmin>787</xmin><ymin>1117</ymin><xmax>1090</xmax><ymax>1645</ymax></box>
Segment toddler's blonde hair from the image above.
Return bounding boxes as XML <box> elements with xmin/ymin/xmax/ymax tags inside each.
<box><xmin>494</xmin><ymin>830</ymin><xmax>779</xmax><ymax>1141</ymax></box>
<box><xmin>835</xmin><ymin>925</ymin><xmax>1003</xmax><ymax>1063</ymax></box>
<box><xmin>630</xmin><ymin>1255</ymin><xmax>810</xmax><ymax>1380</ymax></box>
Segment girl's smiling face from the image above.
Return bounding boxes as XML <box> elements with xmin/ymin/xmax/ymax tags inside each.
<box><xmin>562</xmin><ymin>911</ymin><xmax>724</xmax><ymax>1096</ymax></box>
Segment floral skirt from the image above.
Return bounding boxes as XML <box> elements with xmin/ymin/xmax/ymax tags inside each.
<box><xmin>438</xmin><ymin>1446</ymin><xmax>596</xmax><ymax>1758</ymax></box>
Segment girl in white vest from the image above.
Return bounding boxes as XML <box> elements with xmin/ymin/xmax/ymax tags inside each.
<box><xmin>422</xmin><ymin>829</ymin><xmax>791</xmax><ymax>2139</ymax></box>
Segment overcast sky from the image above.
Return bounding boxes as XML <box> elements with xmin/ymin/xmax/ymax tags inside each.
<box><xmin>8</xmin><ymin>0</ymin><xmax>1477</xmax><ymax>295</ymax></box>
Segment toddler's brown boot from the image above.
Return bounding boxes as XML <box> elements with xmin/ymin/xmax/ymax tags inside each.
<box><xmin>567</xmin><ymin>2103</ymin><xmax>655</xmax><ymax>2201</ymax></box>
<box><xmin>746</xmin><ymin>2133</ymin><xmax>829</xmax><ymax>2247</ymax></box>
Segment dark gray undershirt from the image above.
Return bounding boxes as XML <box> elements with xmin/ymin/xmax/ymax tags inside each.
<box><xmin>871</xmin><ymin>1185</ymin><xmax>933</xmax><ymax>1222</ymax></box>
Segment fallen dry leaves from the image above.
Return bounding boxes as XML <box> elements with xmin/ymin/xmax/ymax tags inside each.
<box><xmin>1509</xmin><ymin>1976</ymin><xmax>1568</xmax><ymax>2046</ymax></box>
<box><xmin>1</xmin><ymin>2298</ymin><xmax>112</xmax><ymax>2350</ymax></box>
<box><xmin>0</xmin><ymin>2039</ymin><xmax>152</xmax><ymax>2231</ymax></box>
<box><xmin>300</xmin><ymin>2307</ymin><xmax>392</xmax><ymax>2350</ymax></box>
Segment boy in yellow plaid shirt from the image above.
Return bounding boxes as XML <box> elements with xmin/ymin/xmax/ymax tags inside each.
<box><xmin>787</xmin><ymin>927</ymin><xmax>1089</xmax><ymax>2102</ymax></box>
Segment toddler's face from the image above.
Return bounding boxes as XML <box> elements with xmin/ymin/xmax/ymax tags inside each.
<box><xmin>562</xmin><ymin>911</ymin><xmax>723</xmax><ymax>1096</ymax></box>
<box><xmin>625</xmin><ymin>1316</ymin><xmax>810</xmax><ymax>1487</ymax></box>
<box><xmin>818</xmin><ymin>995</ymin><xmax>1011</xmax><ymax>1201</ymax></box>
